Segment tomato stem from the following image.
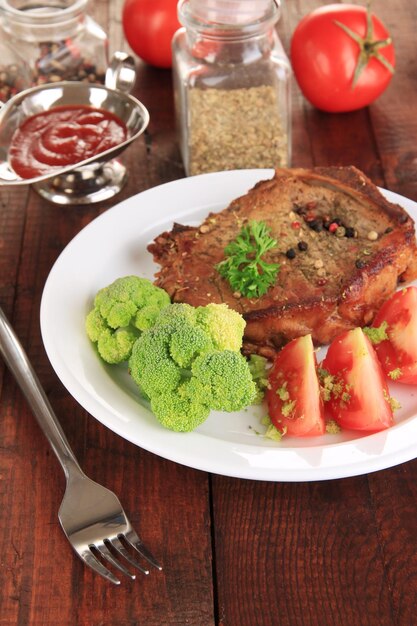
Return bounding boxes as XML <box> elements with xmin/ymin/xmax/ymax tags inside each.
<box><xmin>334</xmin><ymin>4</ymin><xmax>394</xmax><ymax>88</ymax></box>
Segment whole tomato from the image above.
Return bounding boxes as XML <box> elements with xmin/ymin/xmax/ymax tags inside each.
<box><xmin>290</xmin><ymin>4</ymin><xmax>395</xmax><ymax>112</ymax></box>
<box><xmin>122</xmin><ymin>0</ymin><xmax>181</xmax><ymax>69</ymax></box>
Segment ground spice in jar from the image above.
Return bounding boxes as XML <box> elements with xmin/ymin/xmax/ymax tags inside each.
<box><xmin>188</xmin><ymin>85</ymin><xmax>288</xmax><ymax>175</ymax></box>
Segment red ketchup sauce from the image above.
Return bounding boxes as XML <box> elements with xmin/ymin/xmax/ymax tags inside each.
<box><xmin>9</xmin><ymin>105</ymin><xmax>128</xmax><ymax>179</ymax></box>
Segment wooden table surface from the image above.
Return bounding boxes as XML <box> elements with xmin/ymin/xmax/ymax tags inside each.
<box><xmin>1</xmin><ymin>1</ymin><xmax>417</xmax><ymax>624</ymax></box>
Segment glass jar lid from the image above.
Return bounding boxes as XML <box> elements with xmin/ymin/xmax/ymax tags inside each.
<box><xmin>178</xmin><ymin>0</ymin><xmax>280</xmax><ymax>37</ymax></box>
<box><xmin>0</xmin><ymin>0</ymin><xmax>89</xmax><ymax>26</ymax></box>
<box><xmin>188</xmin><ymin>0</ymin><xmax>279</xmax><ymax>25</ymax></box>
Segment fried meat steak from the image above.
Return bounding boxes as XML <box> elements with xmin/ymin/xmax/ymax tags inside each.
<box><xmin>148</xmin><ymin>166</ymin><xmax>417</xmax><ymax>359</ymax></box>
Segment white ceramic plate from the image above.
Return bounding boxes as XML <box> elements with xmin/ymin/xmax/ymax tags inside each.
<box><xmin>40</xmin><ymin>169</ymin><xmax>417</xmax><ymax>482</ymax></box>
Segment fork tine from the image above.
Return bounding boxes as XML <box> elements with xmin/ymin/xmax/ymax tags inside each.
<box><xmin>96</xmin><ymin>543</ymin><xmax>136</xmax><ymax>580</ymax></box>
<box><xmin>81</xmin><ymin>549</ymin><xmax>121</xmax><ymax>585</ymax></box>
<box><xmin>124</xmin><ymin>531</ymin><xmax>163</xmax><ymax>571</ymax></box>
<box><xmin>110</xmin><ymin>537</ymin><xmax>150</xmax><ymax>575</ymax></box>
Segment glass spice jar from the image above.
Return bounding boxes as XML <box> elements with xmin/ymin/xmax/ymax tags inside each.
<box><xmin>172</xmin><ymin>0</ymin><xmax>292</xmax><ymax>176</ymax></box>
<box><xmin>0</xmin><ymin>40</ymin><xmax>31</xmax><ymax>103</ymax></box>
<box><xmin>0</xmin><ymin>0</ymin><xmax>108</xmax><ymax>100</ymax></box>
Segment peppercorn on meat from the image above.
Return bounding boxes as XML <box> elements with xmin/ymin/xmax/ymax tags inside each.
<box><xmin>148</xmin><ymin>166</ymin><xmax>417</xmax><ymax>359</ymax></box>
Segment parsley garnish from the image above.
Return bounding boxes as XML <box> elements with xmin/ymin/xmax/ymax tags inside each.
<box><xmin>216</xmin><ymin>220</ymin><xmax>280</xmax><ymax>298</ymax></box>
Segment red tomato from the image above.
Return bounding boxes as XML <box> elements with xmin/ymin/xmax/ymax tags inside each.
<box><xmin>321</xmin><ymin>328</ymin><xmax>393</xmax><ymax>432</ymax></box>
<box><xmin>371</xmin><ymin>287</ymin><xmax>417</xmax><ymax>384</ymax></box>
<box><xmin>267</xmin><ymin>334</ymin><xmax>325</xmax><ymax>437</ymax></box>
<box><xmin>290</xmin><ymin>4</ymin><xmax>395</xmax><ymax>112</ymax></box>
<box><xmin>122</xmin><ymin>0</ymin><xmax>181</xmax><ymax>69</ymax></box>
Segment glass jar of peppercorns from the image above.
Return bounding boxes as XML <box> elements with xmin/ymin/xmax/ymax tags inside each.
<box><xmin>0</xmin><ymin>40</ymin><xmax>31</xmax><ymax>103</ymax></box>
<box><xmin>0</xmin><ymin>0</ymin><xmax>108</xmax><ymax>103</ymax></box>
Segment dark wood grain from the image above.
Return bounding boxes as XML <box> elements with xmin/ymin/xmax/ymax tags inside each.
<box><xmin>212</xmin><ymin>476</ymin><xmax>395</xmax><ymax>626</ymax></box>
<box><xmin>1</xmin><ymin>0</ymin><xmax>417</xmax><ymax>624</ymax></box>
<box><xmin>211</xmin><ymin>3</ymin><xmax>417</xmax><ymax>626</ymax></box>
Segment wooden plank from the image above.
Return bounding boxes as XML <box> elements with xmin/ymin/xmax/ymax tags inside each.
<box><xmin>76</xmin><ymin>436</ymin><xmax>214</xmax><ymax>625</ymax></box>
<box><xmin>210</xmin><ymin>1</ymin><xmax>411</xmax><ymax>624</ymax></box>
<box><xmin>1</xmin><ymin>0</ymin><xmax>417</xmax><ymax>623</ymax></box>
<box><xmin>212</xmin><ymin>476</ymin><xmax>394</xmax><ymax>626</ymax></box>
<box><xmin>0</xmin><ymin>193</ymin><xmax>86</xmax><ymax>625</ymax></box>
<box><xmin>1</xmin><ymin>187</ymin><xmax>216</xmax><ymax>625</ymax></box>
<box><xmin>0</xmin><ymin>186</ymin><xmax>30</xmax><ymax>379</ymax></box>
<box><xmin>368</xmin><ymin>461</ymin><xmax>417</xmax><ymax>624</ymax></box>
<box><xmin>366</xmin><ymin>0</ymin><xmax>417</xmax><ymax>201</ymax></box>
<box><xmin>0</xmin><ymin>2</ymin><xmax>214</xmax><ymax>621</ymax></box>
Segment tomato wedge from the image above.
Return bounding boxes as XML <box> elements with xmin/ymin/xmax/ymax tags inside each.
<box><xmin>321</xmin><ymin>327</ymin><xmax>394</xmax><ymax>432</ymax></box>
<box><xmin>369</xmin><ymin>286</ymin><xmax>417</xmax><ymax>384</ymax></box>
<box><xmin>266</xmin><ymin>334</ymin><xmax>325</xmax><ymax>437</ymax></box>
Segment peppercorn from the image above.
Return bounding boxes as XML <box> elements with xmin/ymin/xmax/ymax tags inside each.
<box><xmin>0</xmin><ymin>62</ymin><xmax>29</xmax><ymax>103</ymax></box>
<box><xmin>34</xmin><ymin>40</ymin><xmax>106</xmax><ymax>86</ymax></box>
<box><xmin>297</xmin><ymin>241</ymin><xmax>308</xmax><ymax>251</ymax></box>
<box><xmin>286</xmin><ymin>248</ymin><xmax>296</xmax><ymax>259</ymax></box>
<box><xmin>293</xmin><ymin>204</ymin><xmax>305</xmax><ymax>215</ymax></box>
<box><xmin>356</xmin><ymin>259</ymin><xmax>366</xmax><ymax>269</ymax></box>
<box><xmin>345</xmin><ymin>227</ymin><xmax>356</xmax><ymax>238</ymax></box>
<box><xmin>308</xmin><ymin>219</ymin><xmax>324</xmax><ymax>232</ymax></box>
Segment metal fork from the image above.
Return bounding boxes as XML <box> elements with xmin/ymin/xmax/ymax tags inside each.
<box><xmin>0</xmin><ymin>306</ymin><xmax>162</xmax><ymax>584</ymax></box>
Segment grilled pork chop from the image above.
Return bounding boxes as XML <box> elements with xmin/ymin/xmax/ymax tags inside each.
<box><xmin>148</xmin><ymin>166</ymin><xmax>417</xmax><ymax>359</ymax></box>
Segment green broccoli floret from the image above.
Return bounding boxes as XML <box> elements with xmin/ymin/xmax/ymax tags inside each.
<box><xmin>191</xmin><ymin>350</ymin><xmax>256</xmax><ymax>412</ymax></box>
<box><xmin>128</xmin><ymin>302</ymin><xmax>256</xmax><ymax>432</ymax></box>
<box><xmin>154</xmin><ymin>301</ymin><xmax>198</xmax><ymax>328</ymax></box>
<box><xmin>169</xmin><ymin>323</ymin><xmax>213</xmax><ymax>368</ymax></box>
<box><xmin>196</xmin><ymin>303</ymin><xmax>246</xmax><ymax>352</ymax></box>
<box><xmin>86</xmin><ymin>275</ymin><xmax>170</xmax><ymax>364</ymax></box>
<box><xmin>130</xmin><ymin>324</ymin><xmax>182</xmax><ymax>394</ymax></box>
<box><xmin>149</xmin><ymin>380</ymin><xmax>211</xmax><ymax>432</ymax></box>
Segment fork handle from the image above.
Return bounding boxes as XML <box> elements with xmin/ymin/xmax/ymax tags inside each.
<box><xmin>0</xmin><ymin>306</ymin><xmax>84</xmax><ymax>479</ymax></box>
